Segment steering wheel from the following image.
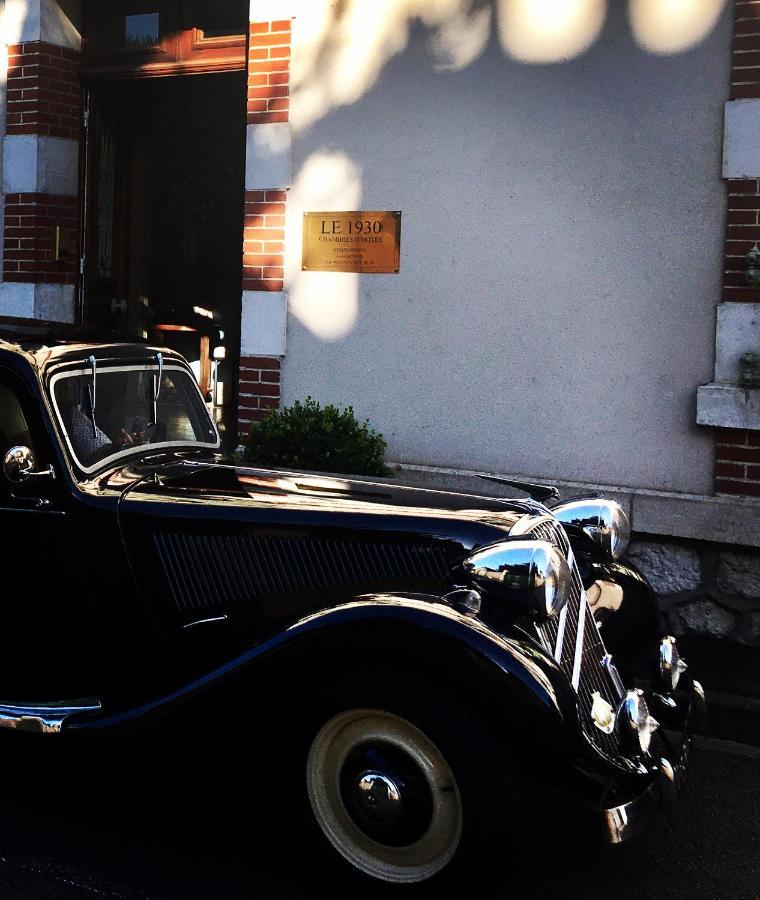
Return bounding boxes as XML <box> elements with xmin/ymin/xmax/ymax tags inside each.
<box><xmin>143</xmin><ymin>422</ymin><xmax>167</xmax><ymax>444</ymax></box>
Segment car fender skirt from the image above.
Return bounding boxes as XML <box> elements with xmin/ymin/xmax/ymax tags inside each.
<box><xmin>65</xmin><ymin>595</ymin><xmax>579</xmax><ymax>744</ymax></box>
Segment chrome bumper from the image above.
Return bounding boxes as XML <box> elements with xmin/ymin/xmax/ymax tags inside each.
<box><xmin>600</xmin><ymin>678</ymin><xmax>706</xmax><ymax>845</ymax></box>
<box><xmin>602</xmin><ymin>757</ymin><xmax>678</xmax><ymax>844</ymax></box>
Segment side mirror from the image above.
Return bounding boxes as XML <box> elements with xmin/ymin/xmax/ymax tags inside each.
<box><xmin>3</xmin><ymin>446</ymin><xmax>54</xmax><ymax>484</ymax></box>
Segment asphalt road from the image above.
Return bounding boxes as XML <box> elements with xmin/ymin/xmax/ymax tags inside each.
<box><xmin>0</xmin><ymin>740</ymin><xmax>756</xmax><ymax>900</ymax></box>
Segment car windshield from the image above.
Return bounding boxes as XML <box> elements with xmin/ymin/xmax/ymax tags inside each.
<box><xmin>50</xmin><ymin>362</ymin><xmax>219</xmax><ymax>472</ymax></box>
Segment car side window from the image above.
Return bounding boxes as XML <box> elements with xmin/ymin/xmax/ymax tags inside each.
<box><xmin>0</xmin><ymin>382</ymin><xmax>34</xmax><ymax>460</ymax></box>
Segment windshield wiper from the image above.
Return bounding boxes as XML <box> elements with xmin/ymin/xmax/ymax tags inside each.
<box><xmin>152</xmin><ymin>352</ymin><xmax>163</xmax><ymax>423</ymax></box>
<box><xmin>87</xmin><ymin>354</ymin><xmax>97</xmax><ymax>438</ymax></box>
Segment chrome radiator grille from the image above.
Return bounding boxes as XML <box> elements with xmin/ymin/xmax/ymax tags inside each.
<box><xmin>529</xmin><ymin>519</ymin><xmax>624</xmax><ymax>759</ymax></box>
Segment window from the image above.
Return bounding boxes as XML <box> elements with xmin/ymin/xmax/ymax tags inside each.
<box><xmin>85</xmin><ymin>2</ymin><xmax>169</xmax><ymax>56</ymax></box>
<box><xmin>188</xmin><ymin>0</ymin><xmax>247</xmax><ymax>39</ymax></box>
<box><xmin>125</xmin><ymin>12</ymin><xmax>161</xmax><ymax>47</ymax></box>
<box><xmin>50</xmin><ymin>364</ymin><xmax>219</xmax><ymax>473</ymax></box>
<box><xmin>83</xmin><ymin>0</ymin><xmax>247</xmax><ymax>76</ymax></box>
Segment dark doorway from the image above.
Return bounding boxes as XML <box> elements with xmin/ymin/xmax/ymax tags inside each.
<box><xmin>81</xmin><ymin>72</ymin><xmax>247</xmax><ymax>436</ymax></box>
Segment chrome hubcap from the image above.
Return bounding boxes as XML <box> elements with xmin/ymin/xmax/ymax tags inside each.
<box><xmin>355</xmin><ymin>771</ymin><xmax>403</xmax><ymax>825</ymax></box>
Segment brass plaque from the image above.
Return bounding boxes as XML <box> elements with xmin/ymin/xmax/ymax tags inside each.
<box><xmin>302</xmin><ymin>211</ymin><xmax>401</xmax><ymax>273</ymax></box>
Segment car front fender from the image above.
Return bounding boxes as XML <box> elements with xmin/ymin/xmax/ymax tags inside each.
<box><xmin>66</xmin><ymin>594</ymin><xmax>580</xmax><ymax>757</ymax></box>
<box><xmin>576</xmin><ymin>552</ymin><xmax>660</xmax><ymax>674</ymax></box>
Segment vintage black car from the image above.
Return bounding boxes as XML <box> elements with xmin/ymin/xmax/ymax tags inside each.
<box><xmin>0</xmin><ymin>319</ymin><xmax>704</xmax><ymax>890</ymax></box>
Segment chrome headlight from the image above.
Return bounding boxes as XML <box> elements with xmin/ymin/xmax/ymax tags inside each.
<box><xmin>658</xmin><ymin>636</ymin><xmax>688</xmax><ymax>693</ymax></box>
<box><xmin>618</xmin><ymin>689</ymin><xmax>659</xmax><ymax>755</ymax></box>
<box><xmin>552</xmin><ymin>498</ymin><xmax>631</xmax><ymax>560</ymax></box>
<box><xmin>463</xmin><ymin>540</ymin><xmax>571</xmax><ymax>620</ymax></box>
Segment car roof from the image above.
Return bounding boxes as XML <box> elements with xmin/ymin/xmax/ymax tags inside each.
<box><xmin>0</xmin><ymin>316</ymin><xmax>146</xmax><ymax>348</ymax></box>
<box><xmin>0</xmin><ymin>317</ymin><xmax>186</xmax><ymax>372</ymax></box>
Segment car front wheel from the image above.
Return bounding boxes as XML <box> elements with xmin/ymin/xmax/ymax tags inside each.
<box><xmin>280</xmin><ymin>667</ymin><xmax>534</xmax><ymax>894</ymax></box>
<box><xmin>306</xmin><ymin>707</ymin><xmax>463</xmax><ymax>885</ymax></box>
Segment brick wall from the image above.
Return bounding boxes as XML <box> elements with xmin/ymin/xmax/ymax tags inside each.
<box><xmin>238</xmin><ymin>356</ymin><xmax>282</xmax><ymax>434</ymax></box>
<box><xmin>3</xmin><ymin>37</ymin><xmax>81</xmax><ymax>305</ymax></box>
<box><xmin>714</xmin><ymin>6</ymin><xmax>760</xmax><ymax>495</ymax></box>
<box><xmin>7</xmin><ymin>41</ymin><xmax>81</xmax><ymax>140</ymax></box>
<box><xmin>247</xmin><ymin>20</ymin><xmax>290</xmax><ymax>124</ymax></box>
<box><xmin>724</xmin><ymin>3</ymin><xmax>760</xmax><ymax>302</ymax></box>
<box><xmin>3</xmin><ymin>193</ymin><xmax>78</xmax><ymax>284</ymax></box>
<box><xmin>731</xmin><ymin>1</ymin><xmax>760</xmax><ymax>99</ymax></box>
<box><xmin>239</xmin><ymin>19</ymin><xmax>291</xmax><ymax>442</ymax></box>
<box><xmin>723</xmin><ymin>178</ymin><xmax>760</xmax><ymax>301</ymax></box>
<box><xmin>715</xmin><ymin>429</ymin><xmax>760</xmax><ymax>497</ymax></box>
<box><xmin>242</xmin><ymin>190</ymin><xmax>286</xmax><ymax>292</ymax></box>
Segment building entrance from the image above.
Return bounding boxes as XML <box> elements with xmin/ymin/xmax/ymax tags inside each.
<box><xmin>80</xmin><ymin>72</ymin><xmax>247</xmax><ymax>435</ymax></box>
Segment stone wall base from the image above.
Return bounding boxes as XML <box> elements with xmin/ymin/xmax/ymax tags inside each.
<box><xmin>628</xmin><ymin>539</ymin><xmax>760</xmax><ymax>647</ymax></box>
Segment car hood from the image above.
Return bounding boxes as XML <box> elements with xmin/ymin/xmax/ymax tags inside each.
<box><xmin>117</xmin><ymin>458</ymin><xmax>538</xmax><ymax>536</ymax></box>
<box><xmin>112</xmin><ymin>458</ymin><xmax>544</xmax><ymax>631</ymax></box>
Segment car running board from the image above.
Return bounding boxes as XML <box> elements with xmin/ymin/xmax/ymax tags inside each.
<box><xmin>0</xmin><ymin>698</ymin><xmax>101</xmax><ymax>734</ymax></box>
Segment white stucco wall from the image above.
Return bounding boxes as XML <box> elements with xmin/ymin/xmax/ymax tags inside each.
<box><xmin>280</xmin><ymin>1</ymin><xmax>732</xmax><ymax>495</ymax></box>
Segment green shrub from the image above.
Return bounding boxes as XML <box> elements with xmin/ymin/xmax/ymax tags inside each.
<box><xmin>243</xmin><ymin>396</ymin><xmax>390</xmax><ymax>476</ymax></box>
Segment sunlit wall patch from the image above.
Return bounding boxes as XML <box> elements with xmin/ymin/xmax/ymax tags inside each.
<box><xmin>496</xmin><ymin>0</ymin><xmax>607</xmax><ymax>64</ymax></box>
<box><xmin>628</xmin><ymin>0</ymin><xmax>727</xmax><ymax>56</ymax></box>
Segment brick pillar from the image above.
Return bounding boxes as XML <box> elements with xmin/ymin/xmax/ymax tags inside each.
<box><xmin>238</xmin><ymin>17</ymin><xmax>292</xmax><ymax>442</ymax></box>
<box><xmin>715</xmin><ymin>429</ymin><xmax>760</xmax><ymax>496</ymax></box>
<box><xmin>1</xmin><ymin>3</ymin><xmax>82</xmax><ymax>322</ymax></box>
<box><xmin>239</xmin><ymin>355</ymin><xmax>282</xmax><ymax>429</ymax></box>
<box><xmin>711</xmin><ymin>3</ymin><xmax>760</xmax><ymax>497</ymax></box>
<box><xmin>731</xmin><ymin>1</ymin><xmax>760</xmax><ymax>99</ymax></box>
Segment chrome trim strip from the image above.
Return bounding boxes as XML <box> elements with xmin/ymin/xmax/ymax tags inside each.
<box><xmin>0</xmin><ymin>698</ymin><xmax>101</xmax><ymax>734</ymax></box>
<box><xmin>553</xmin><ymin>545</ymin><xmax>574</xmax><ymax>662</ymax></box>
<box><xmin>571</xmin><ymin>588</ymin><xmax>587</xmax><ymax>690</ymax></box>
<box><xmin>182</xmin><ymin>615</ymin><xmax>229</xmax><ymax>630</ymax></box>
<box><xmin>601</xmin><ymin>653</ymin><xmax>626</xmax><ymax>698</ymax></box>
<box><xmin>0</xmin><ymin>508</ymin><xmax>65</xmax><ymax>515</ymax></box>
<box><xmin>553</xmin><ymin>603</ymin><xmax>568</xmax><ymax>663</ymax></box>
<box><xmin>536</xmin><ymin>627</ymin><xmax>553</xmax><ymax>655</ymax></box>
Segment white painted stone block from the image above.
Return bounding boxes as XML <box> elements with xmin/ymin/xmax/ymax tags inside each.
<box><xmin>0</xmin><ymin>283</ymin><xmax>75</xmax><ymax>322</ymax></box>
<box><xmin>250</xmin><ymin>1</ymin><xmax>295</xmax><ymax>21</ymax></box>
<box><xmin>724</xmin><ymin>99</ymin><xmax>760</xmax><ymax>178</ymax></box>
<box><xmin>2</xmin><ymin>0</ymin><xmax>80</xmax><ymax>48</ymax></box>
<box><xmin>3</xmin><ymin>135</ymin><xmax>79</xmax><ymax>196</ymax></box>
<box><xmin>40</xmin><ymin>0</ymin><xmax>81</xmax><ymax>50</ymax></box>
<box><xmin>3</xmin><ymin>0</ymin><xmax>42</xmax><ymax>44</ymax></box>
<box><xmin>3</xmin><ymin>135</ymin><xmax>38</xmax><ymax>194</ymax></box>
<box><xmin>246</xmin><ymin>123</ymin><xmax>292</xmax><ymax>190</ymax></box>
<box><xmin>696</xmin><ymin>382</ymin><xmax>760</xmax><ymax>429</ymax></box>
<box><xmin>714</xmin><ymin>302</ymin><xmax>760</xmax><ymax>383</ymax></box>
<box><xmin>37</xmin><ymin>136</ymin><xmax>79</xmax><ymax>195</ymax></box>
<box><xmin>34</xmin><ymin>282</ymin><xmax>74</xmax><ymax>321</ymax></box>
<box><xmin>241</xmin><ymin>290</ymin><xmax>287</xmax><ymax>356</ymax></box>
<box><xmin>0</xmin><ymin>282</ymin><xmax>35</xmax><ymax>318</ymax></box>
